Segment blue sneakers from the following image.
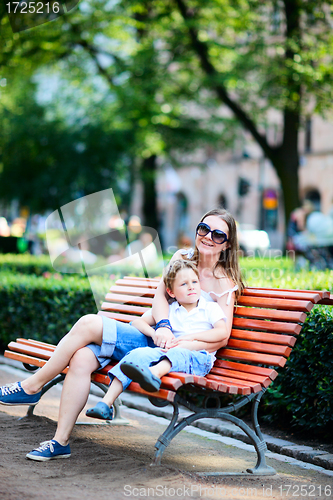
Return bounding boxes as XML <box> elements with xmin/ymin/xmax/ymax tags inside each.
<box><xmin>0</xmin><ymin>381</ymin><xmax>41</xmax><ymax>406</ymax></box>
<box><xmin>26</xmin><ymin>440</ymin><xmax>71</xmax><ymax>461</ymax></box>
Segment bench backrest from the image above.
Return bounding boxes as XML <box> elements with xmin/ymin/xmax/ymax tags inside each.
<box><xmin>99</xmin><ymin>277</ymin><xmax>331</xmax><ymax>395</ymax></box>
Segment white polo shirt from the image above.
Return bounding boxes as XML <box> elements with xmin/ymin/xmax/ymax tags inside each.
<box><xmin>169</xmin><ymin>295</ymin><xmax>227</xmax><ymax>339</ymax></box>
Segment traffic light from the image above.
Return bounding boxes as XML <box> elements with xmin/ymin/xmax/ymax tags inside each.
<box><xmin>238</xmin><ymin>177</ymin><xmax>251</xmax><ymax>197</ymax></box>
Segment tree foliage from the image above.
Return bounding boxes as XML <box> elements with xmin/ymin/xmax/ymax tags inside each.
<box><xmin>1</xmin><ymin>1</ymin><xmax>333</xmax><ymax>227</ymax></box>
<box><xmin>0</xmin><ymin>80</ymin><xmax>135</xmax><ymax>212</ymax></box>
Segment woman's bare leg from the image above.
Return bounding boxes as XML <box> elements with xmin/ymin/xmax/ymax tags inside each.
<box><xmin>21</xmin><ymin>314</ymin><xmax>103</xmax><ymax>395</ymax></box>
<box><xmin>53</xmin><ymin>347</ymin><xmax>100</xmax><ymax>446</ymax></box>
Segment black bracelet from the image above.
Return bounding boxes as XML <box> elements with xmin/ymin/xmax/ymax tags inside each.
<box><xmin>155</xmin><ymin>319</ymin><xmax>172</xmax><ymax>331</ymax></box>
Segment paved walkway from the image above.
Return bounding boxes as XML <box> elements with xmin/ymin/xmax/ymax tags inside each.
<box><xmin>1</xmin><ymin>361</ymin><xmax>333</xmax><ymax>500</ymax></box>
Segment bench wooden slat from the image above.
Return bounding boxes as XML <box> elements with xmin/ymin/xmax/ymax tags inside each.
<box><xmin>224</xmin><ymin>338</ymin><xmax>292</xmax><ymax>357</ymax></box>
<box><xmin>230</xmin><ymin>329</ymin><xmax>296</xmax><ymax>347</ymax></box>
<box><xmin>6</xmin><ymin>342</ymin><xmax>53</xmax><ymax>361</ymax></box>
<box><xmin>205</xmin><ymin>375</ymin><xmax>253</xmax><ymax>395</ymax></box>
<box><xmin>253</xmin><ymin>287</ymin><xmax>330</xmax><ymax>300</ymax></box>
<box><xmin>167</xmin><ymin>372</ymin><xmax>207</xmax><ymax>387</ymax></box>
<box><xmin>237</xmin><ymin>296</ymin><xmax>313</xmax><ymax>312</ymax></box>
<box><xmin>317</xmin><ymin>293</ymin><xmax>333</xmax><ymax>305</ymax></box>
<box><xmin>9</xmin><ymin>339</ymin><xmax>56</xmax><ymax>351</ymax></box>
<box><xmin>109</xmin><ymin>285</ymin><xmax>156</xmax><ymax>297</ymax></box>
<box><xmin>115</xmin><ymin>279</ymin><xmax>159</xmax><ymax>289</ymax></box>
<box><xmin>124</xmin><ymin>276</ymin><xmax>161</xmax><ymax>282</ymax></box>
<box><xmin>125</xmin><ymin>382</ymin><xmax>175</xmax><ymax>402</ymax></box>
<box><xmin>214</xmin><ymin>359</ymin><xmax>278</xmax><ymax>380</ymax></box>
<box><xmin>93</xmin><ymin>373</ymin><xmax>176</xmax><ymax>402</ymax></box>
<box><xmin>243</xmin><ymin>289</ymin><xmax>321</xmax><ymax>302</ymax></box>
<box><xmin>101</xmin><ymin>303</ymin><xmax>150</xmax><ymax>315</ymax></box>
<box><xmin>234</xmin><ymin>307</ymin><xmax>306</xmax><ymax>323</ymax></box>
<box><xmin>98</xmin><ymin>311</ymin><xmax>136</xmax><ymax>323</ymax></box>
<box><xmin>4</xmin><ymin>351</ymin><xmax>68</xmax><ymax>373</ymax></box>
<box><xmin>204</xmin><ymin>377</ymin><xmax>239</xmax><ymax>394</ymax></box>
<box><xmin>232</xmin><ymin>317</ymin><xmax>302</xmax><ymax>334</ymax></box>
<box><xmin>209</xmin><ymin>367</ymin><xmax>272</xmax><ymax>387</ymax></box>
<box><xmin>104</xmin><ymin>293</ymin><xmax>153</xmax><ymax>306</ymax></box>
<box><xmin>219</xmin><ymin>348</ymin><xmax>287</xmax><ymax>367</ymax></box>
<box><xmin>159</xmin><ymin>376</ymin><xmax>183</xmax><ymax>391</ymax></box>
<box><xmin>216</xmin><ymin>375</ymin><xmax>262</xmax><ymax>393</ymax></box>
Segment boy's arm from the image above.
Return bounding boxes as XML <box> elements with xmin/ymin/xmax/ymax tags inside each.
<box><xmin>131</xmin><ymin>313</ymin><xmax>156</xmax><ymax>339</ymax></box>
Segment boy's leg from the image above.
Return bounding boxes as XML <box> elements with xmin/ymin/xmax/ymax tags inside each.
<box><xmin>110</xmin><ymin>347</ymin><xmax>165</xmax><ymax>390</ymax></box>
<box><xmin>118</xmin><ymin>347</ymin><xmax>171</xmax><ymax>393</ymax></box>
<box><xmin>159</xmin><ymin>348</ymin><xmax>213</xmax><ymax>377</ymax></box>
<box><xmin>85</xmin><ymin>347</ymin><xmax>161</xmax><ymax>420</ymax></box>
<box><xmin>101</xmin><ymin>378</ymin><xmax>123</xmax><ymax>407</ymax></box>
<box><xmin>149</xmin><ymin>358</ymin><xmax>172</xmax><ymax>378</ymax></box>
<box><xmin>85</xmin><ymin>377</ymin><xmax>123</xmax><ymax>420</ymax></box>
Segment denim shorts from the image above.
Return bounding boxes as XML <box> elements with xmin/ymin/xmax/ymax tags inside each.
<box><xmin>109</xmin><ymin>346</ymin><xmax>214</xmax><ymax>390</ymax></box>
<box><xmin>86</xmin><ymin>315</ymin><xmax>155</xmax><ymax>369</ymax></box>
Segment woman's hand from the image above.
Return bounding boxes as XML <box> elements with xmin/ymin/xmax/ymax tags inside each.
<box><xmin>166</xmin><ymin>338</ymin><xmax>199</xmax><ymax>351</ymax></box>
<box><xmin>153</xmin><ymin>327</ymin><xmax>176</xmax><ymax>348</ymax></box>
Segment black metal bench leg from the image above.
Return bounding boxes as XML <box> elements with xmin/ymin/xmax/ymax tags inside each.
<box><xmin>153</xmin><ymin>402</ymin><xmax>179</xmax><ymax>465</ymax></box>
<box><xmin>251</xmin><ymin>388</ymin><xmax>266</xmax><ymax>442</ymax></box>
<box><xmin>214</xmin><ymin>412</ymin><xmax>276</xmax><ymax>476</ymax></box>
<box><xmin>153</xmin><ymin>398</ymin><xmax>276</xmax><ymax>475</ymax></box>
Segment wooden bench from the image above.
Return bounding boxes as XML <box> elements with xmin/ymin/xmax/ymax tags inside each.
<box><xmin>4</xmin><ymin>277</ymin><xmax>333</xmax><ymax>475</ymax></box>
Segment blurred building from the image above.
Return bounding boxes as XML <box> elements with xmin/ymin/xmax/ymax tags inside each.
<box><xmin>131</xmin><ymin>113</ymin><xmax>333</xmax><ymax>252</ymax></box>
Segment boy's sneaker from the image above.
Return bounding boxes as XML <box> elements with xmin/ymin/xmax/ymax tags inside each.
<box><xmin>0</xmin><ymin>381</ymin><xmax>41</xmax><ymax>406</ymax></box>
<box><xmin>26</xmin><ymin>440</ymin><xmax>71</xmax><ymax>461</ymax></box>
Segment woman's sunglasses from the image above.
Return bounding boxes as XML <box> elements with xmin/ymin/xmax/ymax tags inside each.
<box><xmin>196</xmin><ymin>222</ymin><xmax>228</xmax><ymax>245</ymax></box>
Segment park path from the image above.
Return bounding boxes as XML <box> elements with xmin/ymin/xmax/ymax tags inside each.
<box><xmin>0</xmin><ymin>365</ymin><xmax>332</xmax><ymax>500</ymax></box>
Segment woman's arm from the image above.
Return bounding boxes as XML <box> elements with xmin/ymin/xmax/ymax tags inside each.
<box><xmin>167</xmin><ymin>337</ymin><xmax>227</xmax><ymax>352</ymax></box>
<box><xmin>167</xmin><ymin>319</ymin><xmax>229</xmax><ymax>349</ymax></box>
<box><xmin>151</xmin><ymin>249</ymin><xmax>186</xmax><ymax>347</ymax></box>
<box><xmin>209</xmin><ymin>277</ymin><xmax>236</xmax><ymax>335</ymax></box>
<box><xmin>151</xmin><ymin>249</ymin><xmax>185</xmax><ymax>323</ymax></box>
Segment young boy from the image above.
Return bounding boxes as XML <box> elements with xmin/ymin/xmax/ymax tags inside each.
<box><xmin>86</xmin><ymin>259</ymin><xmax>228</xmax><ymax>420</ymax></box>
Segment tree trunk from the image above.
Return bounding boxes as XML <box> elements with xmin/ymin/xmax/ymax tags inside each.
<box><xmin>271</xmin><ymin>152</ymin><xmax>300</xmax><ymax>231</ymax></box>
<box><xmin>272</xmin><ymin>107</ymin><xmax>301</xmax><ymax>229</ymax></box>
<box><xmin>175</xmin><ymin>0</ymin><xmax>303</xmax><ymax>237</ymax></box>
<box><xmin>140</xmin><ymin>155</ymin><xmax>159</xmax><ymax>231</ymax></box>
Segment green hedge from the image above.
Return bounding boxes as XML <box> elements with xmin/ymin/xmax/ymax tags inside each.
<box><xmin>0</xmin><ymin>253</ymin><xmax>163</xmax><ymax>278</ymax></box>
<box><xmin>0</xmin><ymin>254</ymin><xmax>56</xmax><ymax>276</ymax></box>
<box><xmin>262</xmin><ymin>305</ymin><xmax>333</xmax><ymax>436</ymax></box>
<box><xmin>0</xmin><ymin>272</ymin><xmax>101</xmax><ymax>350</ymax></box>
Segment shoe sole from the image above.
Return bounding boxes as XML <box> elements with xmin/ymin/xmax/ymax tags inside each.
<box><xmin>121</xmin><ymin>363</ymin><xmax>161</xmax><ymax>392</ymax></box>
<box><xmin>86</xmin><ymin>408</ymin><xmax>113</xmax><ymax>420</ymax></box>
<box><xmin>0</xmin><ymin>400</ymin><xmax>39</xmax><ymax>406</ymax></box>
<box><xmin>26</xmin><ymin>453</ymin><xmax>71</xmax><ymax>461</ymax></box>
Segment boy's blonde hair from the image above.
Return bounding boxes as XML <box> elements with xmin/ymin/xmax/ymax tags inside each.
<box><xmin>163</xmin><ymin>259</ymin><xmax>199</xmax><ymax>292</ymax></box>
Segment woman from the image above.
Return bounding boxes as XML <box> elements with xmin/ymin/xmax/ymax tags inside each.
<box><xmin>0</xmin><ymin>208</ymin><xmax>244</xmax><ymax>460</ymax></box>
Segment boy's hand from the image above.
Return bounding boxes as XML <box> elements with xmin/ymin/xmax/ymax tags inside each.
<box><xmin>154</xmin><ymin>327</ymin><xmax>175</xmax><ymax>348</ymax></box>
